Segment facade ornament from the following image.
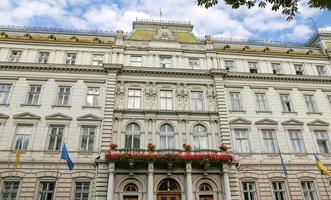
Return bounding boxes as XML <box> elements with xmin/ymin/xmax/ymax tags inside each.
<box><xmin>116</xmin><ymin>30</ymin><xmax>124</xmax><ymax>39</ymax></box>
<box><xmin>154</xmin><ymin>26</ymin><xmax>175</xmax><ymax>41</ymax></box>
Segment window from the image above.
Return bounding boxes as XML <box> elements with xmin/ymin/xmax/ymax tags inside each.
<box><xmin>80</xmin><ymin>126</ymin><xmax>95</xmax><ymax>152</ymax></box>
<box><xmin>288</xmin><ymin>129</ymin><xmax>305</xmax><ymax>153</ymax></box>
<box><xmin>242</xmin><ymin>182</ymin><xmax>257</xmax><ymax>200</ymax></box>
<box><xmin>38</xmin><ymin>52</ymin><xmax>49</xmax><ymax>64</ymax></box>
<box><xmin>26</xmin><ymin>85</ymin><xmax>41</xmax><ymax>105</ymax></box>
<box><xmin>229</xmin><ymin>92</ymin><xmax>242</xmax><ymax>111</ymax></box>
<box><xmin>255</xmin><ymin>93</ymin><xmax>268</xmax><ymax>111</ymax></box>
<box><xmin>48</xmin><ymin>126</ymin><xmax>64</xmax><ymax>151</ymax></box>
<box><xmin>75</xmin><ymin>182</ymin><xmax>90</xmax><ymax>200</ymax></box>
<box><xmin>158</xmin><ymin>179</ymin><xmax>180</xmax><ymax>191</ymax></box>
<box><xmin>272</xmin><ymin>181</ymin><xmax>287</xmax><ymax>200</ymax></box>
<box><xmin>14</xmin><ymin>125</ymin><xmax>33</xmax><ymax>150</ymax></box>
<box><xmin>124</xmin><ymin>183</ymin><xmax>138</xmax><ymax>192</ymax></box>
<box><xmin>272</xmin><ymin>63</ymin><xmax>283</xmax><ymax>75</ymax></box>
<box><xmin>92</xmin><ymin>54</ymin><xmax>103</xmax><ymax>66</ymax></box>
<box><xmin>160</xmin><ymin>123</ymin><xmax>175</xmax><ymax>149</ymax></box>
<box><xmin>199</xmin><ymin>183</ymin><xmax>212</xmax><ymax>191</ymax></box>
<box><xmin>316</xmin><ymin>65</ymin><xmax>327</xmax><ymax>76</ymax></box>
<box><xmin>189</xmin><ymin>58</ymin><xmax>201</xmax><ymax>69</ymax></box>
<box><xmin>65</xmin><ymin>53</ymin><xmax>77</xmax><ymax>65</ymax></box>
<box><xmin>262</xmin><ymin>129</ymin><xmax>277</xmax><ymax>153</ymax></box>
<box><xmin>192</xmin><ymin>124</ymin><xmax>208</xmax><ymax>149</ymax></box>
<box><xmin>191</xmin><ymin>91</ymin><xmax>204</xmax><ymax>111</ymax></box>
<box><xmin>125</xmin><ymin>123</ymin><xmax>141</xmax><ymax>149</ymax></box>
<box><xmin>9</xmin><ymin>50</ymin><xmax>22</xmax><ymax>62</ymax></box>
<box><xmin>225</xmin><ymin>60</ymin><xmax>235</xmax><ymax>72</ymax></box>
<box><xmin>38</xmin><ymin>182</ymin><xmax>55</xmax><ymax>200</ymax></box>
<box><xmin>280</xmin><ymin>94</ymin><xmax>293</xmax><ymax>112</ymax></box>
<box><xmin>301</xmin><ymin>181</ymin><xmax>316</xmax><ymax>200</ymax></box>
<box><xmin>0</xmin><ymin>180</ymin><xmax>20</xmax><ymax>200</ymax></box>
<box><xmin>127</xmin><ymin>89</ymin><xmax>141</xmax><ymax>109</ymax></box>
<box><xmin>234</xmin><ymin>129</ymin><xmax>250</xmax><ymax>153</ymax></box>
<box><xmin>0</xmin><ymin>84</ymin><xmax>12</xmax><ymax>104</ymax></box>
<box><xmin>130</xmin><ymin>56</ymin><xmax>142</xmax><ymax>67</ymax></box>
<box><xmin>315</xmin><ymin>130</ymin><xmax>330</xmax><ymax>153</ymax></box>
<box><xmin>304</xmin><ymin>95</ymin><xmax>318</xmax><ymax>112</ymax></box>
<box><xmin>56</xmin><ymin>86</ymin><xmax>71</xmax><ymax>106</ymax></box>
<box><xmin>294</xmin><ymin>64</ymin><xmax>304</xmax><ymax>75</ymax></box>
<box><xmin>86</xmin><ymin>87</ymin><xmax>100</xmax><ymax>107</ymax></box>
<box><xmin>248</xmin><ymin>62</ymin><xmax>258</xmax><ymax>73</ymax></box>
<box><xmin>160</xmin><ymin>90</ymin><xmax>173</xmax><ymax>110</ymax></box>
<box><xmin>160</xmin><ymin>56</ymin><xmax>172</xmax><ymax>68</ymax></box>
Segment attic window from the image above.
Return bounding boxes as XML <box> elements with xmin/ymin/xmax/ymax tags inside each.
<box><xmin>248</xmin><ymin>62</ymin><xmax>258</xmax><ymax>73</ymax></box>
<box><xmin>160</xmin><ymin>56</ymin><xmax>172</xmax><ymax>68</ymax></box>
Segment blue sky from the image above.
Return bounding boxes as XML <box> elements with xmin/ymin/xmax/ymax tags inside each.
<box><xmin>0</xmin><ymin>0</ymin><xmax>330</xmax><ymax>42</ymax></box>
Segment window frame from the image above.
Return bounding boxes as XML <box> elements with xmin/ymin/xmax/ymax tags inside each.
<box><xmin>303</xmin><ymin>95</ymin><xmax>318</xmax><ymax>113</ymax></box>
<box><xmin>85</xmin><ymin>87</ymin><xmax>100</xmax><ymax>107</ymax></box>
<box><xmin>130</xmin><ymin>55</ymin><xmax>143</xmax><ymax>67</ymax></box>
<box><xmin>25</xmin><ymin>84</ymin><xmax>42</xmax><ymax>105</ymax></box>
<box><xmin>225</xmin><ymin>60</ymin><xmax>235</xmax><ymax>72</ymax></box>
<box><xmin>91</xmin><ymin>53</ymin><xmax>104</xmax><ymax>66</ymax></box>
<box><xmin>127</xmin><ymin>88</ymin><xmax>142</xmax><ymax>109</ymax></box>
<box><xmin>192</xmin><ymin>124</ymin><xmax>209</xmax><ymax>150</ymax></box>
<box><xmin>8</xmin><ymin>50</ymin><xmax>23</xmax><ymax>62</ymax></box>
<box><xmin>37</xmin><ymin>51</ymin><xmax>50</xmax><ymax>64</ymax></box>
<box><xmin>13</xmin><ymin>124</ymin><xmax>34</xmax><ymax>151</ymax></box>
<box><xmin>124</xmin><ymin>123</ymin><xmax>141</xmax><ymax>149</ymax></box>
<box><xmin>189</xmin><ymin>58</ymin><xmax>201</xmax><ymax>69</ymax></box>
<box><xmin>0</xmin><ymin>179</ymin><xmax>21</xmax><ymax>200</ymax></box>
<box><xmin>159</xmin><ymin>123</ymin><xmax>176</xmax><ymax>149</ymax></box>
<box><xmin>65</xmin><ymin>52</ymin><xmax>77</xmax><ymax>65</ymax></box>
<box><xmin>159</xmin><ymin>90</ymin><xmax>173</xmax><ymax>110</ymax></box>
<box><xmin>190</xmin><ymin>91</ymin><xmax>204</xmax><ymax>111</ymax></box>
<box><xmin>80</xmin><ymin>126</ymin><xmax>96</xmax><ymax>152</ymax></box>
<box><xmin>300</xmin><ymin>181</ymin><xmax>318</xmax><ymax>200</ymax></box>
<box><xmin>160</xmin><ymin>56</ymin><xmax>172</xmax><ymax>68</ymax></box>
<box><xmin>233</xmin><ymin>128</ymin><xmax>251</xmax><ymax>153</ymax></box>
<box><xmin>255</xmin><ymin>93</ymin><xmax>269</xmax><ymax>112</ymax></box>
<box><xmin>37</xmin><ymin>181</ymin><xmax>56</xmax><ymax>200</ymax></box>
<box><xmin>56</xmin><ymin>86</ymin><xmax>71</xmax><ymax>106</ymax></box>
<box><xmin>0</xmin><ymin>83</ymin><xmax>13</xmax><ymax>105</ymax></box>
<box><xmin>229</xmin><ymin>92</ymin><xmax>243</xmax><ymax>111</ymax></box>
<box><xmin>271</xmin><ymin>181</ymin><xmax>288</xmax><ymax>200</ymax></box>
<box><xmin>288</xmin><ymin>129</ymin><xmax>306</xmax><ymax>153</ymax></box>
<box><xmin>47</xmin><ymin>125</ymin><xmax>65</xmax><ymax>151</ymax></box>
<box><xmin>241</xmin><ymin>181</ymin><xmax>258</xmax><ymax>200</ymax></box>
<box><xmin>316</xmin><ymin>65</ymin><xmax>328</xmax><ymax>76</ymax></box>
<box><xmin>272</xmin><ymin>63</ymin><xmax>283</xmax><ymax>75</ymax></box>
<box><xmin>248</xmin><ymin>62</ymin><xmax>259</xmax><ymax>73</ymax></box>
<box><xmin>314</xmin><ymin>130</ymin><xmax>331</xmax><ymax>154</ymax></box>
<box><xmin>294</xmin><ymin>64</ymin><xmax>305</xmax><ymax>75</ymax></box>
<box><xmin>279</xmin><ymin>94</ymin><xmax>293</xmax><ymax>112</ymax></box>
<box><xmin>261</xmin><ymin>129</ymin><xmax>278</xmax><ymax>153</ymax></box>
<box><xmin>74</xmin><ymin>181</ymin><xmax>91</xmax><ymax>200</ymax></box>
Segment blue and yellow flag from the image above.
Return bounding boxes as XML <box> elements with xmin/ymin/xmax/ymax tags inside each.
<box><xmin>314</xmin><ymin>154</ymin><xmax>330</xmax><ymax>176</ymax></box>
<box><xmin>60</xmin><ymin>144</ymin><xmax>75</xmax><ymax>170</ymax></box>
<box><xmin>15</xmin><ymin>149</ymin><xmax>21</xmax><ymax>169</ymax></box>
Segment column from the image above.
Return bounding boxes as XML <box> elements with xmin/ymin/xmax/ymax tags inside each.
<box><xmin>222</xmin><ymin>163</ymin><xmax>231</xmax><ymax>200</ymax></box>
<box><xmin>107</xmin><ymin>162</ymin><xmax>115</xmax><ymax>200</ymax></box>
<box><xmin>186</xmin><ymin>162</ymin><xmax>193</xmax><ymax>200</ymax></box>
<box><xmin>147</xmin><ymin>163</ymin><xmax>154</xmax><ymax>200</ymax></box>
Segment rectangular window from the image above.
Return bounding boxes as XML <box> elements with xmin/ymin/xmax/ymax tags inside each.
<box><xmin>242</xmin><ymin>182</ymin><xmax>257</xmax><ymax>200</ymax></box>
<box><xmin>262</xmin><ymin>129</ymin><xmax>277</xmax><ymax>153</ymax></box>
<box><xmin>127</xmin><ymin>89</ymin><xmax>141</xmax><ymax>109</ymax></box>
<box><xmin>225</xmin><ymin>60</ymin><xmax>235</xmax><ymax>72</ymax></box>
<box><xmin>56</xmin><ymin>86</ymin><xmax>71</xmax><ymax>106</ymax></box>
<box><xmin>229</xmin><ymin>92</ymin><xmax>242</xmax><ymax>111</ymax></box>
<box><xmin>272</xmin><ymin>181</ymin><xmax>287</xmax><ymax>200</ymax></box>
<box><xmin>255</xmin><ymin>93</ymin><xmax>268</xmax><ymax>111</ymax></box>
<box><xmin>294</xmin><ymin>64</ymin><xmax>304</xmax><ymax>75</ymax></box>
<box><xmin>48</xmin><ymin>126</ymin><xmax>64</xmax><ymax>151</ymax></box>
<box><xmin>234</xmin><ymin>129</ymin><xmax>250</xmax><ymax>153</ymax></box>
<box><xmin>0</xmin><ymin>84</ymin><xmax>12</xmax><ymax>104</ymax></box>
<box><xmin>38</xmin><ymin>182</ymin><xmax>55</xmax><ymax>200</ymax></box>
<box><xmin>9</xmin><ymin>50</ymin><xmax>22</xmax><ymax>62</ymax></box>
<box><xmin>86</xmin><ymin>87</ymin><xmax>100</xmax><ymax>107</ymax></box>
<box><xmin>191</xmin><ymin>91</ymin><xmax>204</xmax><ymax>111</ymax></box>
<box><xmin>304</xmin><ymin>95</ymin><xmax>318</xmax><ymax>112</ymax></box>
<box><xmin>160</xmin><ymin>56</ymin><xmax>172</xmax><ymax>68</ymax></box>
<box><xmin>75</xmin><ymin>182</ymin><xmax>90</xmax><ymax>200</ymax></box>
<box><xmin>280</xmin><ymin>94</ymin><xmax>293</xmax><ymax>112</ymax></box>
<box><xmin>272</xmin><ymin>63</ymin><xmax>283</xmax><ymax>75</ymax></box>
<box><xmin>288</xmin><ymin>129</ymin><xmax>305</xmax><ymax>153</ymax></box>
<box><xmin>189</xmin><ymin>58</ymin><xmax>201</xmax><ymax>69</ymax></box>
<box><xmin>160</xmin><ymin>90</ymin><xmax>173</xmax><ymax>110</ymax></box>
<box><xmin>130</xmin><ymin>56</ymin><xmax>142</xmax><ymax>67</ymax></box>
<box><xmin>14</xmin><ymin>125</ymin><xmax>33</xmax><ymax>150</ymax></box>
<box><xmin>248</xmin><ymin>62</ymin><xmax>258</xmax><ymax>73</ymax></box>
<box><xmin>38</xmin><ymin>52</ymin><xmax>49</xmax><ymax>64</ymax></box>
<box><xmin>92</xmin><ymin>54</ymin><xmax>104</xmax><ymax>66</ymax></box>
<box><xmin>80</xmin><ymin>126</ymin><xmax>95</xmax><ymax>152</ymax></box>
<box><xmin>315</xmin><ymin>130</ymin><xmax>331</xmax><ymax>153</ymax></box>
<box><xmin>26</xmin><ymin>85</ymin><xmax>42</xmax><ymax>105</ymax></box>
<box><xmin>301</xmin><ymin>181</ymin><xmax>316</xmax><ymax>200</ymax></box>
<box><xmin>0</xmin><ymin>180</ymin><xmax>20</xmax><ymax>200</ymax></box>
<box><xmin>316</xmin><ymin>65</ymin><xmax>327</xmax><ymax>76</ymax></box>
<box><xmin>65</xmin><ymin>53</ymin><xmax>77</xmax><ymax>65</ymax></box>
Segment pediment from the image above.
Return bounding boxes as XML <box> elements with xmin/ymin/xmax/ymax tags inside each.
<box><xmin>255</xmin><ymin>118</ymin><xmax>278</xmax><ymax>125</ymax></box>
<box><xmin>0</xmin><ymin>113</ymin><xmax>9</xmax><ymax>119</ymax></box>
<box><xmin>307</xmin><ymin>119</ymin><xmax>329</xmax><ymax>126</ymax></box>
<box><xmin>229</xmin><ymin>117</ymin><xmax>252</xmax><ymax>125</ymax></box>
<box><xmin>45</xmin><ymin>113</ymin><xmax>72</xmax><ymax>121</ymax></box>
<box><xmin>281</xmin><ymin>119</ymin><xmax>304</xmax><ymax>126</ymax></box>
<box><xmin>13</xmin><ymin>112</ymin><xmax>41</xmax><ymax>120</ymax></box>
<box><xmin>77</xmin><ymin>114</ymin><xmax>103</xmax><ymax>121</ymax></box>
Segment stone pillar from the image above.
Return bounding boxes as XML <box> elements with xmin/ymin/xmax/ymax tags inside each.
<box><xmin>107</xmin><ymin>162</ymin><xmax>115</xmax><ymax>200</ymax></box>
<box><xmin>222</xmin><ymin>163</ymin><xmax>231</xmax><ymax>200</ymax></box>
<box><xmin>186</xmin><ymin>162</ymin><xmax>193</xmax><ymax>200</ymax></box>
<box><xmin>147</xmin><ymin>163</ymin><xmax>154</xmax><ymax>200</ymax></box>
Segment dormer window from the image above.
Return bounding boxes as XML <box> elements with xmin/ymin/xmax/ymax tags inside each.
<box><xmin>160</xmin><ymin>56</ymin><xmax>172</xmax><ymax>68</ymax></box>
<box><xmin>248</xmin><ymin>62</ymin><xmax>258</xmax><ymax>73</ymax></box>
<box><xmin>316</xmin><ymin>65</ymin><xmax>328</xmax><ymax>76</ymax></box>
<box><xmin>65</xmin><ymin>53</ymin><xmax>77</xmax><ymax>65</ymax></box>
<box><xmin>294</xmin><ymin>64</ymin><xmax>304</xmax><ymax>75</ymax></box>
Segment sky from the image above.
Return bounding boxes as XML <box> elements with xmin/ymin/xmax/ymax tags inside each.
<box><xmin>0</xmin><ymin>0</ymin><xmax>330</xmax><ymax>43</ymax></box>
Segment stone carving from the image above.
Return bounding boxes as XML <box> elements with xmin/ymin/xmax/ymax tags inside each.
<box><xmin>154</xmin><ymin>26</ymin><xmax>175</xmax><ymax>41</ymax></box>
<box><xmin>144</xmin><ymin>82</ymin><xmax>157</xmax><ymax>109</ymax></box>
<box><xmin>115</xmin><ymin>81</ymin><xmax>125</xmax><ymax>109</ymax></box>
<box><xmin>116</xmin><ymin>30</ymin><xmax>124</xmax><ymax>39</ymax></box>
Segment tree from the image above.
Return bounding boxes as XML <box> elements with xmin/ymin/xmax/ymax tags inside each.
<box><xmin>197</xmin><ymin>0</ymin><xmax>331</xmax><ymax>20</ymax></box>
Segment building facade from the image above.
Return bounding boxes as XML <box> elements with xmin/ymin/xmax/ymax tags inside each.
<box><xmin>0</xmin><ymin>20</ymin><xmax>331</xmax><ymax>200</ymax></box>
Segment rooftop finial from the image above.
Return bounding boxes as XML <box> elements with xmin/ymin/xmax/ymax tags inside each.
<box><xmin>159</xmin><ymin>8</ymin><xmax>163</xmax><ymax>20</ymax></box>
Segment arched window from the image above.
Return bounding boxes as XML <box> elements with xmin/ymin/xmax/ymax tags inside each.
<box><xmin>193</xmin><ymin>124</ymin><xmax>208</xmax><ymax>149</ymax></box>
<box><xmin>199</xmin><ymin>183</ymin><xmax>212</xmax><ymax>192</ymax></box>
<box><xmin>125</xmin><ymin>123</ymin><xmax>141</xmax><ymax>149</ymax></box>
<box><xmin>124</xmin><ymin>183</ymin><xmax>138</xmax><ymax>192</ymax></box>
<box><xmin>158</xmin><ymin>179</ymin><xmax>180</xmax><ymax>191</ymax></box>
<box><xmin>159</xmin><ymin>123</ymin><xmax>175</xmax><ymax>149</ymax></box>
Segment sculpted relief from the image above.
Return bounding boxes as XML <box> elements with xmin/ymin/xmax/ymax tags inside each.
<box><xmin>154</xmin><ymin>26</ymin><xmax>175</xmax><ymax>41</ymax></box>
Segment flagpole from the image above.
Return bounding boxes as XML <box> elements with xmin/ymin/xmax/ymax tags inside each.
<box><xmin>320</xmin><ymin>171</ymin><xmax>331</xmax><ymax>199</ymax></box>
<box><xmin>279</xmin><ymin>150</ymin><xmax>294</xmax><ymax>200</ymax></box>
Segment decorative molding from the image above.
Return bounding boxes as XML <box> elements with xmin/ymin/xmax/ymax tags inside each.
<box><xmin>0</xmin><ymin>113</ymin><xmax>9</xmax><ymax>119</ymax></box>
<box><xmin>255</xmin><ymin>118</ymin><xmax>278</xmax><ymax>125</ymax></box>
<box><xmin>281</xmin><ymin>119</ymin><xmax>304</xmax><ymax>126</ymax></box>
<box><xmin>13</xmin><ymin>112</ymin><xmax>41</xmax><ymax>120</ymax></box>
<box><xmin>45</xmin><ymin>113</ymin><xmax>72</xmax><ymax>121</ymax></box>
<box><xmin>307</xmin><ymin>119</ymin><xmax>329</xmax><ymax>126</ymax></box>
<box><xmin>229</xmin><ymin>117</ymin><xmax>252</xmax><ymax>125</ymax></box>
<box><xmin>77</xmin><ymin>114</ymin><xmax>103</xmax><ymax>121</ymax></box>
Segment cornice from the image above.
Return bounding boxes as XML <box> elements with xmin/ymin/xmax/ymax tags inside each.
<box><xmin>114</xmin><ymin>109</ymin><xmax>219</xmax><ymax>116</ymax></box>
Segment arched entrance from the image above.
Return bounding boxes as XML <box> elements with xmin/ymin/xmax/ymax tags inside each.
<box><xmin>157</xmin><ymin>178</ymin><xmax>181</xmax><ymax>200</ymax></box>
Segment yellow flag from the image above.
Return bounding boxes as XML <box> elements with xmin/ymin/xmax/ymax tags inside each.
<box><xmin>15</xmin><ymin>149</ymin><xmax>21</xmax><ymax>169</ymax></box>
<box><xmin>314</xmin><ymin>154</ymin><xmax>330</xmax><ymax>176</ymax></box>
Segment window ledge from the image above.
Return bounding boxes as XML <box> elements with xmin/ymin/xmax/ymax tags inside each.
<box><xmin>51</xmin><ymin>105</ymin><xmax>71</xmax><ymax>108</ymax></box>
<box><xmin>264</xmin><ymin>153</ymin><xmax>278</xmax><ymax>156</ymax></box>
<box><xmin>44</xmin><ymin>150</ymin><xmax>61</xmax><ymax>154</ymax></box>
<box><xmin>229</xmin><ymin>110</ymin><xmax>246</xmax><ymax>113</ymax></box>
<box><xmin>281</xmin><ymin>111</ymin><xmax>297</xmax><ymax>115</ymax></box>
<box><xmin>0</xmin><ymin>103</ymin><xmax>9</xmax><ymax>107</ymax></box>
<box><xmin>78</xmin><ymin>151</ymin><xmax>94</xmax><ymax>155</ymax></box>
<box><xmin>291</xmin><ymin>153</ymin><xmax>306</xmax><ymax>156</ymax></box>
<box><xmin>21</xmin><ymin>104</ymin><xmax>41</xmax><ymax>107</ymax></box>
<box><xmin>256</xmin><ymin>111</ymin><xmax>272</xmax><ymax>114</ymax></box>
<box><xmin>82</xmin><ymin>106</ymin><xmax>101</xmax><ymax>109</ymax></box>
<box><xmin>306</xmin><ymin>112</ymin><xmax>322</xmax><ymax>115</ymax></box>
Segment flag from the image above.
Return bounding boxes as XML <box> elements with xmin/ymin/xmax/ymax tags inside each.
<box><xmin>15</xmin><ymin>149</ymin><xmax>21</xmax><ymax>169</ymax></box>
<box><xmin>60</xmin><ymin>144</ymin><xmax>74</xmax><ymax>170</ymax></box>
<box><xmin>278</xmin><ymin>150</ymin><xmax>288</xmax><ymax>178</ymax></box>
<box><xmin>314</xmin><ymin>154</ymin><xmax>330</xmax><ymax>176</ymax></box>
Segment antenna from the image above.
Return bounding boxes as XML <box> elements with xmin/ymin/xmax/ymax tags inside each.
<box><xmin>159</xmin><ymin>8</ymin><xmax>163</xmax><ymax>21</ymax></box>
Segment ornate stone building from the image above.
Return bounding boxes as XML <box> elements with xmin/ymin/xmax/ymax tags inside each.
<box><xmin>0</xmin><ymin>19</ymin><xmax>331</xmax><ymax>200</ymax></box>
